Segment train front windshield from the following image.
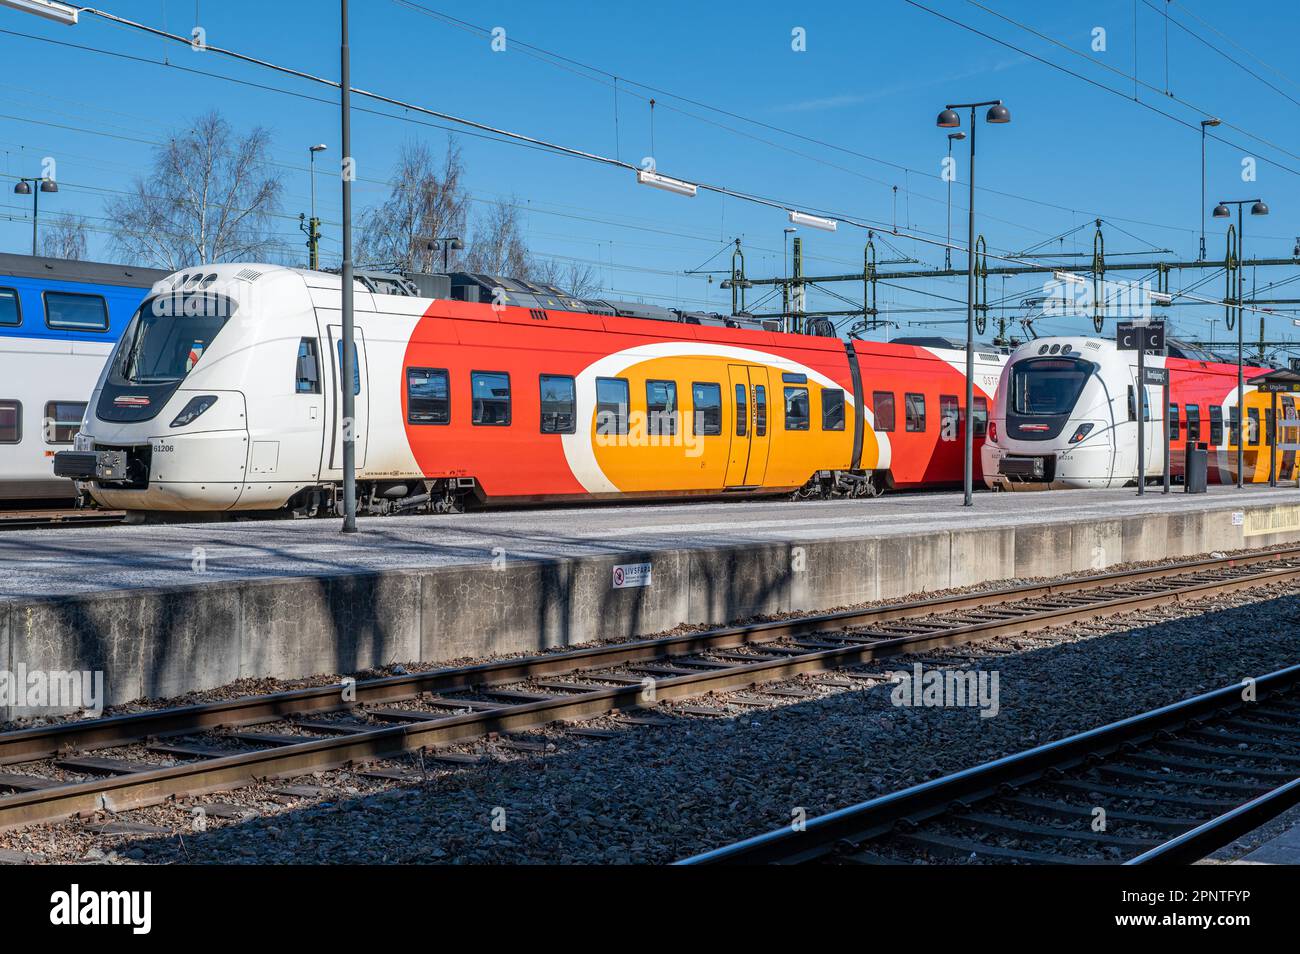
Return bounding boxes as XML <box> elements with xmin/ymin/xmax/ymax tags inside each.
<box><xmin>117</xmin><ymin>293</ymin><xmax>235</xmax><ymax>384</ymax></box>
<box><xmin>1011</xmin><ymin>357</ymin><xmax>1093</xmax><ymax>416</ymax></box>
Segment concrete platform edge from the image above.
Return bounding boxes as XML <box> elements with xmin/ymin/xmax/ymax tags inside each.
<box><xmin>6</xmin><ymin>496</ymin><xmax>1298</xmax><ymax>714</ymax></box>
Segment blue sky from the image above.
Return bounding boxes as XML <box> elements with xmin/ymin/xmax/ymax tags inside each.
<box><xmin>2</xmin><ymin>0</ymin><xmax>1298</xmax><ymax>351</ymax></box>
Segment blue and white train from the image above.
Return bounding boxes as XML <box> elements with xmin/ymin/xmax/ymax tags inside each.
<box><xmin>0</xmin><ymin>253</ymin><xmax>166</xmax><ymax>500</ymax></box>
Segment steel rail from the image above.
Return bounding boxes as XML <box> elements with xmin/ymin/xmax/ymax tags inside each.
<box><xmin>678</xmin><ymin>662</ymin><xmax>1300</xmax><ymax>865</ymax></box>
<box><xmin>2</xmin><ymin>553</ymin><xmax>1299</xmax><ymax>831</ymax></box>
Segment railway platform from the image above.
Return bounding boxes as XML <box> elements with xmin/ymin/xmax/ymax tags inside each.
<box><xmin>4</xmin><ymin>484</ymin><xmax>1300</xmax><ymax>714</ymax></box>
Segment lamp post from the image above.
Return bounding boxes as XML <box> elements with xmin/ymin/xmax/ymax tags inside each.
<box><xmin>433</xmin><ymin>235</ymin><xmax>464</xmax><ymax>272</ymax></box>
<box><xmin>1199</xmin><ymin>118</ymin><xmax>1220</xmax><ymax>261</ymax></box>
<box><xmin>945</xmin><ymin>131</ymin><xmax>965</xmax><ymax>270</ymax></box>
<box><xmin>1213</xmin><ymin>197</ymin><xmax>1269</xmax><ymax>489</ymax></box>
<box><xmin>340</xmin><ymin>0</ymin><xmax>357</xmax><ymax>533</ymax></box>
<box><xmin>13</xmin><ymin>176</ymin><xmax>58</xmax><ymax>256</ymax></box>
<box><xmin>302</xmin><ymin>143</ymin><xmax>327</xmax><ymax>270</ymax></box>
<box><xmin>783</xmin><ymin>226</ymin><xmax>796</xmax><ymax>331</ymax></box>
<box><xmin>936</xmin><ymin>100</ymin><xmax>1011</xmax><ymax>507</ymax></box>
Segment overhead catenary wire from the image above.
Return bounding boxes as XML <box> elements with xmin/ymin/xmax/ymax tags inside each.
<box><xmin>45</xmin><ymin>5</ymin><xmax>1087</xmax><ymax>277</ymax></box>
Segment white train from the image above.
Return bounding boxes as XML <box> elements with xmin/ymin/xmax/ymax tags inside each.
<box><xmin>982</xmin><ymin>335</ymin><xmax>1274</xmax><ymax>490</ymax></box>
<box><xmin>0</xmin><ymin>253</ymin><xmax>165</xmax><ymax>501</ymax></box>
<box><xmin>53</xmin><ymin>261</ymin><xmax>1007</xmax><ymax>517</ymax></box>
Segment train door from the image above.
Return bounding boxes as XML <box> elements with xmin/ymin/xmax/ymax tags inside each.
<box><xmin>1281</xmin><ymin>396</ymin><xmax>1300</xmax><ymax>481</ymax></box>
<box><xmin>326</xmin><ymin>324</ymin><xmax>369</xmax><ymax>471</ymax></box>
<box><xmin>264</xmin><ymin>336</ymin><xmax>326</xmax><ymax>482</ymax></box>
<box><xmin>725</xmin><ymin>366</ymin><xmax>750</xmax><ymax>486</ymax></box>
<box><xmin>723</xmin><ymin>364</ymin><xmax>771</xmax><ymax>486</ymax></box>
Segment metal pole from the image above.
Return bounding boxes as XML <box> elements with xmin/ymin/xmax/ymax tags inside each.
<box><xmin>1199</xmin><ymin>125</ymin><xmax>1206</xmax><ymax>261</ymax></box>
<box><xmin>1163</xmin><ymin>379</ymin><xmax>1171</xmax><ymax>493</ymax></box>
<box><xmin>945</xmin><ymin>140</ymin><xmax>953</xmax><ymax>271</ymax></box>
<box><xmin>963</xmin><ymin>108</ymin><xmax>976</xmax><ymax>507</ymax></box>
<box><xmin>340</xmin><ymin>0</ymin><xmax>357</xmax><ymax>533</ymax></box>
<box><xmin>1270</xmin><ymin>391</ymin><xmax>1278</xmax><ymax>487</ymax></box>
<box><xmin>1237</xmin><ymin>204</ymin><xmax>1245</xmax><ymax>489</ymax></box>
<box><xmin>309</xmin><ymin>150</ymin><xmax>319</xmax><ymax>271</ymax></box>
<box><xmin>1137</xmin><ymin>340</ymin><xmax>1146</xmax><ymax>496</ymax></box>
<box><xmin>31</xmin><ymin>183</ymin><xmax>38</xmax><ymax>257</ymax></box>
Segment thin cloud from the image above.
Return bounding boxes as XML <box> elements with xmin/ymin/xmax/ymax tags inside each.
<box><xmin>771</xmin><ymin>56</ymin><xmax>1025</xmax><ymax>113</ymax></box>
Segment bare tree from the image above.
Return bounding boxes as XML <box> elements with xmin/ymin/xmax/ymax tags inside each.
<box><xmin>355</xmin><ymin>139</ymin><xmax>469</xmax><ymax>271</ymax></box>
<box><xmin>463</xmin><ymin>197</ymin><xmax>534</xmax><ymax>278</ymax></box>
<box><xmin>532</xmin><ymin>258</ymin><xmax>602</xmax><ymax>298</ymax></box>
<box><xmin>41</xmin><ymin>213</ymin><xmax>90</xmax><ymax>261</ymax></box>
<box><xmin>107</xmin><ymin>110</ymin><xmax>282</xmax><ymax>269</ymax></box>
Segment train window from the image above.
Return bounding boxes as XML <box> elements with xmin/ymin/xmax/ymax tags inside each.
<box><xmin>754</xmin><ymin>385</ymin><xmax>767</xmax><ymax>437</ymax></box>
<box><xmin>939</xmin><ymin>394</ymin><xmax>959</xmax><ymax>440</ymax></box>
<box><xmin>0</xmin><ymin>400</ymin><xmax>19</xmax><ymax>444</ymax></box>
<box><xmin>734</xmin><ymin>384</ymin><xmax>747</xmax><ymax>437</ymax></box>
<box><xmin>872</xmin><ymin>391</ymin><xmax>895</xmax><ymax>432</ymax></box>
<box><xmin>1229</xmin><ymin>406</ymin><xmax>1240</xmax><ymax>446</ymax></box>
<box><xmin>1209</xmin><ymin>406</ymin><xmax>1224</xmax><ymax>444</ymax></box>
<box><xmin>1266</xmin><ymin>408</ymin><xmax>1275</xmax><ymax>445</ymax></box>
<box><xmin>1168</xmin><ymin>404</ymin><xmax>1181</xmax><ymax>442</ymax></box>
<box><xmin>539</xmin><ymin>374</ymin><xmax>576</xmax><ymax>434</ymax></box>
<box><xmin>783</xmin><ymin>386</ymin><xmax>810</xmax><ymax>431</ymax></box>
<box><xmin>905</xmin><ymin>393</ymin><xmax>926</xmax><ymax>432</ymax></box>
<box><xmin>471</xmin><ymin>371</ymin><xmax>511</xmax><ymax>426</ymax></box>
<box><xmin>973</xmin><ymin>396</ymin><xmax>988</xmax><ymax>438</ymax></box>
<box><xmin>1186</xmin><ymin>405</ymin><xmax>1201</xmax><ymax>442</ymax></box>
<box><xmin>295</xmin><ymin>339</ymin><xmax>320</xmax><ymax>394</ymax></box>
<box><xmin>0</xmin><ymin>288</ymin><xmax>19</xmax><ymax>326</ymax></box>
<box><xmin>1127</xmin><ymin>385</ymin><xmax>1152</xmax><ymax>422</ymax></box>
<box><xmin>1248</xmin><ymin>407</ymin><xmax>1261</xmax><ymax>445</ymax></box>
<box><xmin>693</xmin><ymin>382</ymin><xmax>723</xmax><ymax>436</ymax></box>
<box><xmin>334</xmin><ymin>341</ymin><xmax>360</xmax><ymax>395</ymax></box>
<box><xmin>821</xmin><ymin>388</ymin><xmax>845</xmax><ymax>431</ymax></box>
<box><xmin>1012</xmin><ymin>357</ymin><xmax>1092</xmax><ymax>415</ymax></box>
<box><xmin>596</xmin><ymin>377</ymin><xmax>629</xmax><ymax>436</ymax></box>
<box><xmin>44</xmin><ymin>291</ymin><xmax>108</xmax><ymax>332</ymax></box>
<box><xmin>407</xmin><ymin>368</ymin><xmax>450</xmax><ymax>425</ymax></box>
<box><xmin>645</xmin><ymin>379</ymin><xmax>678</xmax><ymax>437</ymax></box>
<box><xmin>43</xmin><ymin>401</ymin><xmax>85</xmax><ymax>444</ymax></box>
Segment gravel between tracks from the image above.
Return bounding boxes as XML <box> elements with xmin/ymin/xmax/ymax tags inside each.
<box><xmin>3</xmin><ymin>566</ymin><xmax>1300</xmax><ymax>865</ymax></box>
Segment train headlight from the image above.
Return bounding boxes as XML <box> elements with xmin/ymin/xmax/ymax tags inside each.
<box><xmin>170</xmin><ymin>395</ymin><xmax>219</xmax><ymax>428</ymax></box>
<box><xmin>73</xmin><ymin>432</ymin><xmax>93</xmax><ymax>451</ymax></box>
<box><xmin>988</xmin><ymin>420</ymin><xmax>998</xmax><ymax>442</ymax></box>
<box><xmin>1068</xmin><ymin>422</ymin><xmax>1094</xmax><ymax>444</ymax></box>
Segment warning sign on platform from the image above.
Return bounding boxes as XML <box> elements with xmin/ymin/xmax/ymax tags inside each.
<box><xmin>612</xmin><ymin>562</ymin><xmax>653</xmax><ymax>589</ymax></box>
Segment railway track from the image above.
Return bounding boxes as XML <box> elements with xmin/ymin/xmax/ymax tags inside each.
<box><xmin>0</xmin><ymin>508</ymin><xmax>124</xmax><ymax>530</ymax></box>
<box><xmin>678</xmin><ymin>661</ymin><xmax>1300</xmax><ymax>865</ymax></box>
<box><xmin>3</xmin><ymin>546</ymin><xmax>1300</xmax><ymax>833</ymax></box>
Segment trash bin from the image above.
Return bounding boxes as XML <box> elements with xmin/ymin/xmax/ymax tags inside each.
<box><xmin>1184</xmin><ymin>442</ymin><xmax>1208</xmax><ymax>494</ymax></box>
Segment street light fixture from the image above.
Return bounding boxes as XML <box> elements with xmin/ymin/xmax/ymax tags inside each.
<box><xmin>13</xmin><ymin>176</ymin><xmax>58</xmax><ymax>256</ymax></box>
<box><xmin>935</xmin><ymin>99</ymin><xmax>1011</xmax><ymax>508</ymax></box>
<box><xmin>433</xmin><ymin>235</ymin><xmax>464</xmax><ymax>272</ymax></box>
<box><xmin>1214</xmin><ymin>197</ymin><xmax>1269</xmax><ymax>488</ymax></box>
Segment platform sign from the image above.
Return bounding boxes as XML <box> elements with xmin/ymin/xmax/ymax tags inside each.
<box><xmin>1117</xmin><ymin>320</ymin><xmax>1166</xmax><ymax>354</ymax></box>
<box><xmin>1258</xmin><ymin>381</ymin><xmax>1300</xmax><ymax>393</ymax></box>
<box><xmin>612</xmin><ymin>562</ymin><xmax>652</xmax><ymax>589</ymax></box>
<box><xmin>1142</xmin><ymin>366</ymin><xmax>1168</xmax><ymax>386</ymax></box>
